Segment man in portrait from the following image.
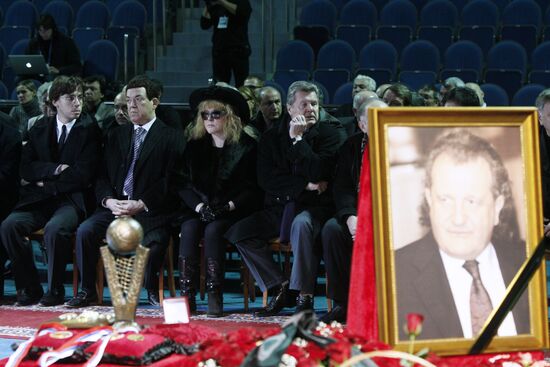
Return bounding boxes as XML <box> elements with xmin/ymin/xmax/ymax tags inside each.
<box><xmin>395</xmin><ymin>129</ymin><xmax>529</xmax><ymax>340</ymax></box>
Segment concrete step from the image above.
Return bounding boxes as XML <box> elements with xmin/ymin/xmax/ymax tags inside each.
<box><xmin>162</xmin><ymin>85</ymin><xmax>200</xmax><ymax>103</ymax></box>
<box><xmin>166</xmin><ymin>45</ymin><xmax>211</xmax><ymax>58</ymax></box>
<box><xmin>171</xmin><ymin>32</ymin><xmax>264</xmax><ymax>46</ymax></box>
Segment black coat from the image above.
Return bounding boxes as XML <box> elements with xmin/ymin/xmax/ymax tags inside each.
<box><xmin>179</xmin><ymin>132</ymin><xmax>260</xmax><ymax>219</ymax></box>
<box><xmin>258</xmin><ymin>114</ymin><xmax>347</xmax><ymax>210</ymax></box>
<box><xmin>27</xmin><ymin>31</ymin><xmax>82</xmax><ymax>76</ymax></box>
<box><xmin>539</xmin><ymin>124</ymin><xmax>550</xmax><ymax>219</ymax></box>
<box><xmin>333</xmin><ymin>132</ymin><xmax>364</xmax><ymax>223</ymax></box>
<box><xmin>0</xmin><ymin>120</ymin><xmax>21</xmax><ymax>219</ymax></box>
<box><xmin>17</xmin><ymin>114</ymin><xmax>101</xmax><ymax>214</ymax></box>
<box><xmin>95</xmin><ymin>118</ymin><xmax>185</xmax><ymax>232</ymax></box>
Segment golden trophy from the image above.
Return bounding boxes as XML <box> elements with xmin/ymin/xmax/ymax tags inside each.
<box><xmin>101</xmin><ymin>216</ymin><xmax>149</xmax><ymax>329</ymax></box>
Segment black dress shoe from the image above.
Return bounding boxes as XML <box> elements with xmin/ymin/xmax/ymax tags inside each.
<box><xmin>39</xmin><ymin>289</ymin><xmax>65</xmax><ymax>307</ymax></box>
<box><xmin>65</xmin><ymin>290</ymin><xmax>98</xmax><ymax>308</ymax></box>
<box><xmin>15</xmin><ymin>286</ymin><xmax>44</xmax><ymax>306</ymax></box>
<box><xmin>295</xmin><ymin>294</ymin><xmax>314</xmax><ymax>313</ymax></box>
<box><xmin>147</xmin><ymin>290</ymin><xmax>160</xmax><ymax>306</ymax></box>
<box><xmin>319</xmin><ymin>304</ymin><xmax>347</xmax><ymax>324</ymax></box>
<box><xmin>255</xmin><ymin>283</ymin><xmax>289</xmax><ymax>317</ymax></box>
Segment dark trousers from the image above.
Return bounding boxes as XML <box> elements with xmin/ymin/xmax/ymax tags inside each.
<box><xmin>212</xmin><ymin>47</ymin><xmax>249</xmax><ymax>87</ymax></box>
<box><xmin>0</xmin><ymin>200</ymin><xmax>81</xmax><ymax>292</ymax></box>
<box><xmin>179</xmin><ymin>217</ymin><xmax>234</xmax><ymax>265</ymax></box>
<box><xmin>321</xmin><ymin>217</ymin><xmax>353</xmax><ymax>305</ymax></box>
<box><xmin>75</xmin><ymin>209</ymin><xmax>169</xmax><ymax>292</ymax></box>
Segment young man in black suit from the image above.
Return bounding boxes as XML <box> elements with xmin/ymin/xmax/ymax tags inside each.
<box><xmin>66</xmin><ymin>76</ymin><xmax>185</xmax><ymax>308</ymax></box>
<box><xmin>1</xmin><ymin>75</ymin><xmax>102</xmax><ymax>307</ymax></box>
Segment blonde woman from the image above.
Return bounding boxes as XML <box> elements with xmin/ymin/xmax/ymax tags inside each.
<box><xmin>178</xmin><ymin>86</ymin><xmax>260</xmax><ymax>317</ymax></box>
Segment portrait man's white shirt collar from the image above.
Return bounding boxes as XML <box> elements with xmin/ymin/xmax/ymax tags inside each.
<box><xmin>440</xmin><ymin>243</ymin><xmax>517</xmax><ymax>338</ymax></box>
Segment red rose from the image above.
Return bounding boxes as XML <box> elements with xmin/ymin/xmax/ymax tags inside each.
<box><xmin>406</xmin><ymin>313</ymin><xmax>424</xmax><ymax>337</ymax></box>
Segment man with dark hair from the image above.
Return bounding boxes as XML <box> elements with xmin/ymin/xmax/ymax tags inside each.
<box><xmin>0</xmin><ymin>75</ymin><xmax>101</xmax><ymax>307</ymax></box>
<box><xmin>84</xmin><ymin>75</ymin><xmax>114</xmax><ymax>128</ymax></box>
<box><xmin>244</xmin><ymin>75</ymin><xmax>264</xmax><ymax>90</ymax></box>
<box><xmin>200</xmin><ymin>0</ymin><xmax>252</xmax><ymax>87</ymax></box>
<box><xmin>395</xmin><ymin>129</ymin><xmax>528</xmax><ymax>339</ymax></box>
<box><xmin>65</xmin><ymin>76</ymin><xmax>185</xmax><ymax>308</ymax></box>
<box><xmin>249</xmin><ymin>86</ymin><xmax>283</xmax><ymax>133</ymax></box>
<box><xmin>383</xmin><ymin>83</ymin><xmax>412</xmax><ymax>106</ymax></box>
<box><xmin>226</xmin><ymin>80</ymin><xmax>346</xmax><ymax>316</ymax></box>
<box><xmin>442</xmin><ymin>86</ymin><xmax>481</xmax><ymax>107</ymax></box>
<box><xmin>26</xmin><ymin>14</ymin><xmax>81</xmax><ymax>76</ymax></box>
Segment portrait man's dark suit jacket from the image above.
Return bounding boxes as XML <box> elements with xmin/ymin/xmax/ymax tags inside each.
<box><xmin>94</xmin><ymin>118</ymin><xmax>185</xmax><ymax>232</ymax></box>
<box><xmin>539</xmin><ymin>124</ymin><xmax>550</xmax><ymax>219</ymax></box>
<box><xmin>17</xmin><ymin>114</ymin><xmax>101</xmax><ymax>214</ymax></box>
<box><xmin>395</xmin><ymin>232</ymin><xmax>530</xmax><ymax>340</ymax></box>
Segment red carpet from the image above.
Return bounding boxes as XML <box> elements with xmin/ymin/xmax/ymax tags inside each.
<box><xmin>0</xmin><ymin>305</ymin><xmax>286</xmax><ymax>339</ymax></box>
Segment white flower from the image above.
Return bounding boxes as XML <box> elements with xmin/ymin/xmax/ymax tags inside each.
<box><xmin>278</xmin><ymin>354</ymin><xmax>297</xmax><ymax>367</ymax></box>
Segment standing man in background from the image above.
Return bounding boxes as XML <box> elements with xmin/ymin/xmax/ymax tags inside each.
<box><xmin>200</xmin><ymin>0</ymin><xmax>252</xmax><ymax>87</ymax></box>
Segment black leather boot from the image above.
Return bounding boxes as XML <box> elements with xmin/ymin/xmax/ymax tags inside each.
<box><xmin>206</xmin><ymin>257</ymin><xmax>223</xmax><ymax>318</ymax></box>
<box><xmin>178</xmin><ymin>256</ymin><xmax>198</xmax><ymax>313</ymax></box>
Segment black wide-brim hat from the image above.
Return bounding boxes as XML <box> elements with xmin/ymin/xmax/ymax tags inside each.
<box><xmin>189</xmin><ymin>85</ymin><xmax>250</xmax><ymax>125</ymax></box>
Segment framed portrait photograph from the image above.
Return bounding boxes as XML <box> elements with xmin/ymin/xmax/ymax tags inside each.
<box><xmin>368</xmin><ymin>107</ymin><xmax>549</xmax><ymax>355</ymax></box>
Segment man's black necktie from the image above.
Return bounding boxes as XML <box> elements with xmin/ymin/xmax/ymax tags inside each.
<box><xmin>58</xmin><ymin>125</ymin><xmax>67</xmax><ymax>152</ymax></box>
<box><xmin>463</xmin><ymin>260</ymin><xmax>493</xmax><ymax>335</ymax></box>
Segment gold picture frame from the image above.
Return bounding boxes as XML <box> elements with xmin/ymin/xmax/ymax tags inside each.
<box><xmin>368</xmin><ymin>107</ymin><xmax>548</xmax><ymax>355</ymax></box>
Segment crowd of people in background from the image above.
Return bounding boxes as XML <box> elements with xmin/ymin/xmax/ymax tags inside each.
<box><xmin>1</xmin><ymin>66</ymin><xmax>549</xmax><ymax>325</ymax></box>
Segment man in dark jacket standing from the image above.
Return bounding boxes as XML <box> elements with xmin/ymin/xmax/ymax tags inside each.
<box><xmin>226</xmin><ymin>81</ymin><xmax>346</xmax><ymax>316</ymax></box>
<box><xmin>1</xmin><ymin>76</ymin><xmax>101</xmax><ymax>307</ymax></box>
<box><xmin>66</xmin><ymin>76</ymin><xmax>185</xmax><ymax>308</ymax></box>
<box><xmin>200</xmin><ymin>0</ymin><xmax>252</xmax><ymax>87</ymax></box>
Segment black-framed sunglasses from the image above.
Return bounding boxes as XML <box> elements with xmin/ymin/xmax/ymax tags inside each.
<box><xmin>200</xmin><ymin>110</ymin><xmax>226</xmax><ymax>120</ymax></box>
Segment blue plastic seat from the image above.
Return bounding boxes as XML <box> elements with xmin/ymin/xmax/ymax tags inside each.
<box><xmin>111</xmin><ymin>0</ymin><xmax>147</xmax><ymax>37</ymax></box>
<box><xmin>440</xmin><ymin>40</ymin><xmax>483</xmax><ymax>82</ymax></box>
<box><xmin>358</xmin><ymin>40</ymin><xmax>397</xmax><ymax>85</ymax></box>
<box><xmin>480</xmin><ymin>83</ymin><xmax>509</xmax><ymax>106</ymax></box>
<box><xmin>313</xmin><ymin>69</ymin><xmax>350</xmax><ymax>103</ymax></box>
<box><xmin>272</xmin><ymin>70</ymin><xmax>310</xmax><ymax>94</ymax></box>
<box><xmin>42</xmin><ymin>1</ymin><xmax>74</xmax><ymax>35</ymax></box>
<box><xmin>484</xmin><ymin>41</ymin><xmax>527</xmax><ymax>99</ymax></box>
<box><xmin>400</xmin><ymin>40</ymin><xmax>440</xmax><ymax>73</ymax></box>
<box><xmin>417</xmin><ymin>26</ymin><xmax>454</xmax><ymax>57</ymax></box>
<box><xmin>459</xmin><ymin>0</ymin><xmax>499</xmax><ymax>56</ymax></box>
<box><xmin>83</xmin><ymin>40</ymin><xmax>119</xmax><ymax>81</ymax></box>
<box><xmin>336</xmin><ymin>25</ymin><xmax>371</xmax><ymax>56</ymax></box>
<box><xmin>4</xmin><ymin>1</ymin><xmax>38</xmax><ymax>29</ymax></box>
<box><xmin>317</xmin><ymin>40</ymin><xmax>356</xmax><ymax>74</ymax></box>
<box><xmin>377</xmin><ymin>0</ymin><xmax>417</xmax><ymax>55</ymax></box>
<box><xmin>333</xmin><ymin>81</ymin><xmax>353</xmax><ymax>105</ymax></box>
<box><xmin>399</xmin><ymin>70</ymin><xmax>437</xmax><ymax>91</ymax></box>
<box><xmin>312</xmin><ymin>81</ymin><xmax>330</xmax><ymax>104</ymax></box>
<box><xmin>299</xmin><ymin>0</ymin><xmax>338</xmax><ymax>36</ymax></box>
<box><xmin>0</xmin><ymin>26</ymin><xmax>30</xmax><ymax>60</ymax></box>
<box><xmin>528</xmin><ymin>41</ymin><xmax>550</xmax><ymax>85</ymax></box>
<box><xmin>293</xmin><ymin>25</ymin><xmax>331</xmax><ymax>57</ymax></box>
<box><xmin>75</xmin><ymin>1</ymin><xmax>110</xmax><ymax>30</ymax></box>
<box><xmin>72</xmin><ymin>27</ymin><xmax>105</xmax><ymax>61</ymax></box>
<box><xmin>9</xmin><ymin>38</ymin><xmax>29</xmax><ymax>55</ymax></box>
<box><xmin>500</xmin><ymin>0</ymin><xmax>542</xmax><ymax>58</ymax></box>
<box><xmin>420</xmin><ymin>0</ymin><xmax>458</xmax><ymax>27</ymax></box>
<box><xmin>511</xmin><ymin>84</ymin><xmax>545</xmax><ymax>106</ymax></box>
<box><xmin>275</xmin><ymin>40</ymin><xmax>315</xmax><ymax>72</ymax></box>
<box><xmin>106</xmin><ymin>26</ymin><xmax>140</xmax><ymax>66</ymax></box>
<box><xmin>340</xmin><ymin>0</ymin><xmax>377</xmax><ymax>29</ymax></box>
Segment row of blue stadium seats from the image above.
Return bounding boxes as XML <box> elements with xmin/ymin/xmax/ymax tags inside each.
<box><xmin>297</xmin><ymin>0</ymin><xmax>550</xmax><ymax>57</ymax></box>
<box><xmin>321</xmin><ymin>0</ymin><xmax>550</xmax><ymax>17</ymax></box>
<box><xmin>276</xmin><ymin>39</ymin><xmax>550</xmax><ymax>98</ymax></box>
<box><xmin>302</xmin><ymin>0</ymin><xmax>550</xmax><ymax>33</ymax></box>
<box><xmin>0</xmin><ymin>0</ymin><xmax>149</xmax><ymax>37</ymax></box>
